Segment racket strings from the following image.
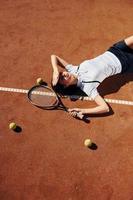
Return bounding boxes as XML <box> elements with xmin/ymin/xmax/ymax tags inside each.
<box><xmin>29</xmin><ymin>87</ymin><xmax>58</xmax><ymax>107</ymax></box>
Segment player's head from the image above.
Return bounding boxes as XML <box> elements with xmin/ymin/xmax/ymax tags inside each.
<box><xmin>58</xmin><ymin>71</ymin><xmax>77</xmax><ymax>88</ymax></box>
<box><xmin>52</xmin><ymin>71</ymin><xmax>77</xmax><ymax>95</ymax></box>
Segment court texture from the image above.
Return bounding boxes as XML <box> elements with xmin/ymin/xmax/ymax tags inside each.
<box><xmin>0</xmin><ymin>0</ymin><xmax>133</xmax><ymax>199</ymax></box>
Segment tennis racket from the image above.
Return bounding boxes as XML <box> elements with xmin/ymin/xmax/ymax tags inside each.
<box><xmin>27</xmin><ymin>85</ymin><xmax>84</xmax><ymax>120</ymax></box>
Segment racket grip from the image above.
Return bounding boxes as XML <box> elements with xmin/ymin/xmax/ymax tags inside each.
<box><xmin>76</xmin><ymin>112</ymin><xmax>84</xmax><ymax>119</ymax></box>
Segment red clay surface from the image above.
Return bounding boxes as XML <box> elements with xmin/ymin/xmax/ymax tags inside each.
<box><xmin>0</xmin><ymin>0</ymin><xmax>133</xmax><ymax>199</ymax></box>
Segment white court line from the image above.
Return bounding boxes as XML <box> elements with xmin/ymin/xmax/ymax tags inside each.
<box><xmin>0</xmin><ymin>86</ymin><xmax>133</xmax><ymax>106</ymax></box>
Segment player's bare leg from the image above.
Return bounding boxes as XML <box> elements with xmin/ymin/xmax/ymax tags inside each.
<box><xmin>125</xmin><ymin>36</ymin><xmax>133</xmax><ymax>49</ymax></box>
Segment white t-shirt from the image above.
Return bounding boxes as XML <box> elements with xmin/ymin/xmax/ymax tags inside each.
<box><xmin>66</xmin><ymin>51</ymin><xmax>122</xmax><ymax>99</ymax></box>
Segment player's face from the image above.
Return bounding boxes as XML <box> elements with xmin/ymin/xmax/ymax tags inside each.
<box><xmin>59</xmin><ymin>71</ymin><xmax>74</xmax><ymax>87</ymax></box>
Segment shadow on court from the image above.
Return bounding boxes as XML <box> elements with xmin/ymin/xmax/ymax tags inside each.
<box><xmin>98</xmin><ymin>73</ymin><xmax>133</xmax><ymax>96</ymax></box>
<box><xmin>89</xmin><ymin>142</ymin><xmax>98</xmax><ymax>150</ymax></box>
<box><xmin>14</xmin><ymin>126</ymin><xmax>22</xmax><ymax>133</ymax></box>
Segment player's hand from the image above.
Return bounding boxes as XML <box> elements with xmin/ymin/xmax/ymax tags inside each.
<box><xmin>68</xmin><ymin>108</ymin><xmax>83</xmax><ymax>118</ymax></box>
<box><xmin>52</xmin><ymin>71</ymin><xmax>59</xmax><ymax>86</ymax></box>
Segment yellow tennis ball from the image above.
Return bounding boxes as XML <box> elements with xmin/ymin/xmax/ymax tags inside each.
<box><xmin>36</xmin><ymin>78</ymin><xmax>43</xmax><ymax>85</ymax></box>
<box><xmin>84</xmin><ymin>139</ymin><xmax>92</xmax><ymax>147</ymax></box>
<box><xmin>9</xmin><ymin>122</ymin><xmax>17</xmax><ymax>130</ymax></box>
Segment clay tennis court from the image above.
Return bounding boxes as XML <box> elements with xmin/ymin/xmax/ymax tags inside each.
<box><xmin>0</xmin><ymin>0</ymin><xmax>133</xmax><ymax>199</ymax></box>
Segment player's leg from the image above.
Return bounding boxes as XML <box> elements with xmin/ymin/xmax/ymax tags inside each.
<box><xmin>124</xmin><ymin>36</ymin><xmax>133</xmax><ymax>49</ymax></box>
<box><xmin>107</xmin><ymin>36</ymin><xmax>133</xmax><ymax>73</ymax></box>
<box><xmin>124</xmin><ymin>36</ymin><xmax>133</xmax><ymax>73</ymax></box>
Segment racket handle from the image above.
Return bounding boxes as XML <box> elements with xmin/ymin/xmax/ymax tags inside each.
<box><xmin>75</xmin><ymin>112</ymin><xmax>84</xmax><ymax>120</ymax></box>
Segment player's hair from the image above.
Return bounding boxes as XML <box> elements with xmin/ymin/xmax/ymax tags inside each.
<box><xmin>52</xmin><ymin>72</ymin><xmax>77</xmax><ymax>96</ymax></box>
<box><xmin>52</xmin><ymin>80</ymin><xmax>65</xmax><ymax>96</ymax></box>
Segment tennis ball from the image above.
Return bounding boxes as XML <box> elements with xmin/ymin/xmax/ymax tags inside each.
<box><xmin>84</xmin><ymin>139</ymin><xmax>92</xmax><ymax>147</ymax></box>
<box><xmin>36</xmin><ymin>78</ymin><xmax>43</xmax><ymax>85</ymax></box>
<box><xmin>9</xmin><ymin>122</ymin><xmax>17</xmax><ymax>130</ymax></box>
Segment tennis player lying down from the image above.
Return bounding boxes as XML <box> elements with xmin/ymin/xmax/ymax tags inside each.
<box><xmin>51</xmin><ymin>36</ymin><xmax>133</xmax><ymax>117</ymax></box>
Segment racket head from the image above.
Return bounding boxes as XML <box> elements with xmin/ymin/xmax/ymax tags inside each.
<box><xmin>28</xmin><ymin>85</ymin><xmax>59</xmax><ymax>109</ymax></box>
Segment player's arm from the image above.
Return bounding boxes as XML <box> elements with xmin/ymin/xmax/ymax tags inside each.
<box><xmin>51</xmin><ymin>55</ymin><xmax>69</xmax><ymax>85</ymax></box>
<box><xmin>82</xmin><ymin>95</ymin><xmax>109</xmax><ymax>114</ymax></box>
<box><xmin>68</xmin><ymin>95</ymin><xmax>109</xmax><ymax>115</ymax></box>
